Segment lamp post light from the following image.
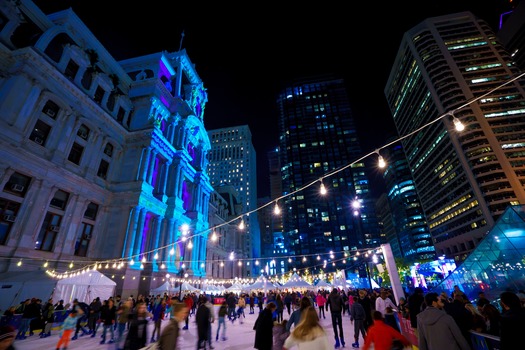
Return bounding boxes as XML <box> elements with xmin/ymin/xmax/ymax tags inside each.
<box><xmin>229</xmin><ymin>251</ymin><xmax>235</xmax><ymax>279</ymax></box>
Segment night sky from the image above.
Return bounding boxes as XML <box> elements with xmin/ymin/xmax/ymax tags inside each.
<box><xmin>33</xmin><ymin>0</ymin><xmax>514</xmax><ymax>197</ymax></box>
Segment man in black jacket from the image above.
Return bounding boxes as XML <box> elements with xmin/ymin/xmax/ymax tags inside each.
<box><xmin>327</xmin><ymin>288</ymin><xmax>345</xmax><ymax>348</ymax></box>
<box><xmin>195</xmin><ymin>297</ymin><xmax>211</xmax><ymax>349</ymax></box>
<box><xmin>71</xmin><ymin>299</ymin><xmax>90</xmax><ymax>340</ymax></box>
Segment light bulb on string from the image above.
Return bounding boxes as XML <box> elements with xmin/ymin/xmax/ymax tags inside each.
<box><xmin>160</xmin><ymin>263</ymin><xmax>165</xmax><ymax>269</ymax></box>
<box><xmin>453</xmin><ymin>116</ymin><xmax>465</xmax><ymax>131</ymax></box>
<box><xmin>69</xmin><ymin>262</ymin><xmax>74</xmax><ymax>269</ymax></box>
<box><xmin>187</xmin><ymin>240</ymin><xmax>193</xmax><ymax>249</ymax></box>
<box><xmin>43</xmin><ymin>261</ymin><xmax>48</xmax><ymax>268</ymax></box>
<box><xmin>17</xmin><ymin>260</ymin><xmax>22</xmax><ymax>267</ymax></box>
<box><xmin>170</xmin><ymin>247</ymin><xmax>175</xmax><ymax>255</ymax></box>
<box><xmin>211</xmin><ymin>231</ymin><xmax>217</xmax><ymax>241</ymax></box>
<box><xmin>320</xmin><ymin>179</ymin><xmax>327</xmax><ymax>195</ymax></box>
<box><xmin>273</xmin><ymin>201</ymin><xmax>281</xmax><ymax>215</ymax></box>
<box><xmin>375</xmin><ymin>149</ymin><xmax>386</xmax><ymax>168</ymax></box>
<box><xmin>238</xmin><ymin>217</ymin><xmax>245</xmax><ymax>230</ymax></box>
<box><xmin>154</xmin><ymin>252</ymin><xmax>158</xmax><ymax>260</ymax></box>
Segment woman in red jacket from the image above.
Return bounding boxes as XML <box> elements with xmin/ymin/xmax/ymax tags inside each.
<box><xmin>363</xmin><ymin>311</ymin><xmax>411</xmax><ymax>350</ymax></box>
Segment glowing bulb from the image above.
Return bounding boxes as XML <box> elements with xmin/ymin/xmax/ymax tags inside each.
<box><xmin>130</xmin><ymin>259</ymin><xmax>135</xmax><ymax>266</ymax></box>
<box><xmin>229</xmin><ymin>252</ymin><xmax>235</xmax><ymax>260</ymax></box>
<box><xmin>141</xmin><ymin>256</ymin><xmax>146</xmax><ymax>263</ymax></box>
<box><xmin>211</xmin><ymin>231</ymin><xmax>217</xmax><ymax>241</ymax></box>
<box><xmin>238</xmin><ymin>218</ymin><xmax>245</xmax><ymax>230</ymax></box>
<box><xmin>320</xmin><ymin>182</ymin><xmax>327</xmax><ymax>195</ymax></box>
<box><xmin>378</xmin><ymin>155</ymin><xmax>386</xmax><ymax>168</ymax></box>
<box><xmin>160</xmin><ymin>263</ymin><xmax>165</xmax><ymax>269</ymax></box>
<box><xmin>453</xmin><ymin>117</ymin><xmax>465</xmax><ymax>131</ymax></box>
<box><xmin>274</xmin><ymin>202</ymin><xmax>281</xmax><ymax>215</ymax></box>
<box><xmin>69</xmin><ymin>262</ymin><xmax>74</xmax><ymax>269</ymax></box>
<box><xmin>154</xmin><ymin>252</ymin><xmax>158</xmax><ymax>260</ymax></box>
<box><xmin>43</xmin><ymin>261</ymin><xmax>48</xmax><ymax>268</ymax></box>
<box><xmin>187</xmin><ymin>240</ymin><xmax>193</xmax><ymax>249</ymax></box>
<box><xmin>17</xmin><ymin>260</ymin><xmax>22</xmax><ymax>267</ymax></box>
<box><xmin>170</xmin><ymin>247</ymin><xmax>175</xmax><ymax>255</ymax></box>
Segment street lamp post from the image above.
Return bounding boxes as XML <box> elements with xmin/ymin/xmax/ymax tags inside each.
<box><xmin>179</xmin><ymin>263</ymin><xmax>186</xmax><ymax>301</ymax></box>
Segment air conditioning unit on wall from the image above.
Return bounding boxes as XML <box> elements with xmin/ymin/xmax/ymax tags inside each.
<box><xmin>3</xmin><ymin>214</ymin><xmax>16</xmax><ymax>222</ymax></box>
<box><xmin>10</xmin><ymin>184</ymin><xmax>24</xmax><ymax>192</ymax></box>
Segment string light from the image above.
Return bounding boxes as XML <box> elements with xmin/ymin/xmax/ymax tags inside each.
<box><xmin>320</xmin><ymin>179</ymin><xmax>327</xmax><ymax>195</ymax></box>
<box><xmin>273</xmin><ymin>201</ymin><xmax>281</xmax><ymax>215</ymax></box>
<box><xmin>211</xmin><ymin>231</ymin><xmax>217</xmax><ymax>241</ymax></box>
<box><xmin>187</xmin><ymin>240</ymin><xmax>193</xmax><ymax>249</ymax></box>
<box><xmin>376</xmin><ymin>149</ymin><xmax>386</xmax><ymax>168</ymax></box>
<box><xmin>21</xmin><ymin>68</ymin><xmax>512</xmax><ymax>278</ymax></box>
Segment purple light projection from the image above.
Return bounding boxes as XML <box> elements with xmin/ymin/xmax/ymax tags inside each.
<box><xmin>141</xmin><ymin>212</ymin><xmax>153</xmax><ymax>257</ymax></box>
<box><xmin>151</xmin><ymin>156</ymin><xmax>160</xmax><ymax>189</ymax></box>
<box><xmin>182</xmin><ymin>180</ymin><xmax>191</xmax><ymax>211</ymax></box>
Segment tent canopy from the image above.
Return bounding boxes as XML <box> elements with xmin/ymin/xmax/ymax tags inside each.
<box><xmin>315</xmin><ymin>280</ymin><xmax>333</xmax><ymax>289</ymax></box>
<box><xmin>178</xmin><ymin>282</ymin><xmax>200</xmax><ymax>294</ymax></box>
<box><xmin>150</xmin><ymin>281</ymin><xmax>171</xmax><ymax>295</ymax></box>
<box><xmin>243</xmin><ymin>277</ymin><xmax>278</xmax><ymax>292</ymax></box>
<box><xmin>52</xmin><ymin>270</ymin><xmax>116</xmax><ymax>304</ymax></box>
<box><xmin>0</xmin><ymin>270</ymin><xmax>57</xmax><ymax>312</ymax></box>
<box><xmin>281</xmin><ymin>273</ymin><xmax>314</xmax><ymax>289</ymax></box>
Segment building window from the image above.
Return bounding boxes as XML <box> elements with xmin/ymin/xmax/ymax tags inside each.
<box><xmin>50</xmin><ymin>189</ymin><xmax>69</xmax><ymax>210</ymax></box>
<box><xmin>117</xmin><ymin>107</ymin><xmax>125</xmax><ymax>123</ymax></box>
<box><xmin>77</xmin><ymin>124</ymin><xmax>90</xmax><ymax>140</ymax></box>
<box><xmin>29</xmin><ymin>119</ymin><xmax>51</xmax><ymax>146</ymax></box>
<box><xmin>0</xmin><ymin>199</ymin><xmax>20</xmax><ymax>245</ymax></box>
<box><xmin>68</xmin><ymin>142</ymin><xmax>84</xmax><ymax>165</ymax></box>
<box><xmin>97</xmin><ymin>159</ymin><xmax>109</xmax><ymax>179</ymax></box>
<box><xmin>3</xmin><ymin>172</ymin><xmax>31</xmax><ymax>197</ymax></box>
<box><xmin>35</xmin><ymin>212</ymin><xmax>62</xmax><ymax>251</ymax></box>
<box><xmin>64</xmin><ymin>59</ymin><xmax>79</xmax><ymax>81</ymax></box>
<box><xmin>103</xmin><ymin>143</ymin><xmax>113</xmax><ymax>157</ymax></box>
<box><xmin>84</xmin><ymin>202</ymin><xmax>99</xmax><ymax>220</ymax></box>
<box><xmin>74</xmin><ymin>223</ymin><xmax>92</xmax><ymax>257</ymax></box>
<box><xmin>42</xmin><ymin>100</ymin><xmax>59</xmax><ymax>119</ymax></box>
<box><xmin>94</xmin><ymin>86</ymin><xmax>105</xmax><ymax>104</ymax></box>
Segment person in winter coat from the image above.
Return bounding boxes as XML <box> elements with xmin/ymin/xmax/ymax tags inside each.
<box><xmin>408</xmin><ymin>287</ymin><xmax>424</xmax><ymax>330</ymax></box>
<box><xmin>350</xmin><ymin>296</ymin><xmax>367</xmax><ymax>348</ymax></box>
<box><xmin>56</xmin><ymin>308</ymin><xmax>83</xmax><ymax>350</ymax></box>
<box><xmin>286</xmin><ymin>297</ymin><xmax>311</xmax><ymax>332</ymax></box>
<box><xmin>123</xmin><ymin>302</ymin><xmax>150</xmax><ymax>350</ymax></box>
<box><xmin>316</xmin><ymin>292</ymin><xmax>327</xmax><ymax>319</ymax></box>
<box><xmin>282</xmin><ymin>306</ymin><xmax>332</xmax><ymax>350</ymax></box>
<box><xmin>99</xmin><ymin>299</ymin><xmax>118</xmax><ymax>344</ymax></box>
<box><xmin>272</xmin><ymin>319</ymin><xmax>290</xmax><ymax>350</ymax></box>
<box><xmin>254</xmin><ymin>302</ymin><xmax>277</xmax><ymax>350</ymax></box>
<box><xmin>195</xmin><ymin>297</ymin><xmax>211</xmax><ymax>350</ymax></box>
<box><xmin>417</xmin><ymin>292</ymin><xmax>471</xmax><ymax>350</ymax></box>
<box><xmin>216</xmin><ymin>301</ymin><xmax>228</xmax><ymax>341</ymax></box>
<box><xmin>0</xmin><ymin>325</ymin><xmax>16</xmax><ymax>350</ymax></box>
<box><xmin>327</xmin><ymin>288</ymin><xmax>345</xmax><ymax>348</ymax></box>
<box><xmin>363</xmin><ymin>311</ymin><xmax>410</xmax><ymax>350</ymax></box>
<box><xmin>158</xmin><ymin>302</ymin><xmax>189</xmax><ymax>350</ymax></box>
<box><xmin>41</xmin><ymin>298</ymin><xmax>55</xmax><ymax>338</ymax></box>
<box><xmin>499</xmin><ymin>291</ymin><xmax>525</xmax><ymax>350</ymax></box>
<box><xmin>150</xmin><ymin>298</ymin><xmax>166</xmax><ymax>342</ymax></box>
<box><xmin>358</xmin><ymin>290</ymin><xmax>373</xmax><ymax>330</ymax></box>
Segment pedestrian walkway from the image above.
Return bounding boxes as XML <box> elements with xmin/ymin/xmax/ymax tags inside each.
<box><xmin>14</xmin><ymin>307</ymin><xmax>366</xmax><ymax>349</ymax></box>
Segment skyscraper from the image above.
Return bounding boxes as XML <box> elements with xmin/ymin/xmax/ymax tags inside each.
<box><xmin>385</xmin><ymin>11</ymin><xmax>525</xmax><ymax>262</ymax></box>
<box><xmin>380</xmin><ymin>144</ymin><xmax>435</xmax><ymax>263</ymax></box>
<box><xmin>207</xmin><ymin>125</ymin><xmax>261</xmax><ymax>275</ymax></box>
<box><xmin>278</xmin><ymin>76</ymin><xmax>380</xmax><ymax>274</ymax></box>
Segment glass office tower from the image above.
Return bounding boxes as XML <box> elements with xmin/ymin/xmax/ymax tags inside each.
<box><xmin>278</xmin><ymin>76</ymin><xmax>380</xmax><ymax>273</ymax></box>
<box><xmin>385</xmin><ymin>12</ymin><xmax>525</xmax><ymax>262</ymax></box>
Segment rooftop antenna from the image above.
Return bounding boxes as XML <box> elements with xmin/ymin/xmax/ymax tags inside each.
<box><xmin>178</xmin><ymin>30</ymin><xmax>185</xmax><ymax>51</ymax></box>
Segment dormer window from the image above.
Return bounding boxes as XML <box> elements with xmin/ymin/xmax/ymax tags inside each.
<box><xmin>77</xmin><ymin>124</ymin><xmax>90</xmax><ymax>140</ymax></box>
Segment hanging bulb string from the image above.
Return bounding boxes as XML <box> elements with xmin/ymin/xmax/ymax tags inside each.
<box><xmin>28</xmin><ymin>70</ymin><xmax>525</xmax><ymax>275</ymax></box>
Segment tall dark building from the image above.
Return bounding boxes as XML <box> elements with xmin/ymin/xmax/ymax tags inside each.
<box><xmin>277</xmin><ymin>76</ymin><xmax>380</xmax><ymax>273</ymax></box>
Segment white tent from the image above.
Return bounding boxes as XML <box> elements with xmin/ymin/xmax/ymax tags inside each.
<box><xmin>315</xmin><ymin>280</ymin><xmax>333</xmax><ymax>289</ymax></box>
<box><xmin>281</xmin><ymin>273</ymin><xmax>314</xmax><ymax>290</ymax></box>
<box><xmin>178</xmin><ymin>282</ymin><xmax>200</xmax><ymax>293</ymax></box>
<box><xmin>0</xmin><ymin>270</ymin><xmax>57</xmax><ymax>312</ymax></box>
<box><xmin>150</xmin><ymin>281</ymin><xmax>172</xmax><ymax>295</ymax></box>
<box><xmin>52</xmin><ymin>270</ymin><xmax>116</xmax><ymax>304</ymax></box>
<box><xmin>243</xmin><ymin>277</ymin><xmax>278</xmax><ymax>292</ymax></box>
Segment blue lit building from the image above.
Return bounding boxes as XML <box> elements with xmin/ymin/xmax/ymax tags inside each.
<box><xmin>0</xmin><ymin>0</ymin><xmax>213</xmax><ymax>296</ymax></box>
<box><xmin>381</xmin><ymin>144</ymin><xmax>435</xmax><ymax>262</ymax></box>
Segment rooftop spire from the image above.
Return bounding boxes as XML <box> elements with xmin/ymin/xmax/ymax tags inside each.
<box><xmin>178</xmin><ymin>30</ymin><xmax>185</xmax><ymax>51</ymax></box>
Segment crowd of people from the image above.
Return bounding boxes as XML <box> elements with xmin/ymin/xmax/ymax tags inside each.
<box><xmin>0</xmin><ymin>285</ymin><xmax>524</xmax><ymax>350</ymax></box>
